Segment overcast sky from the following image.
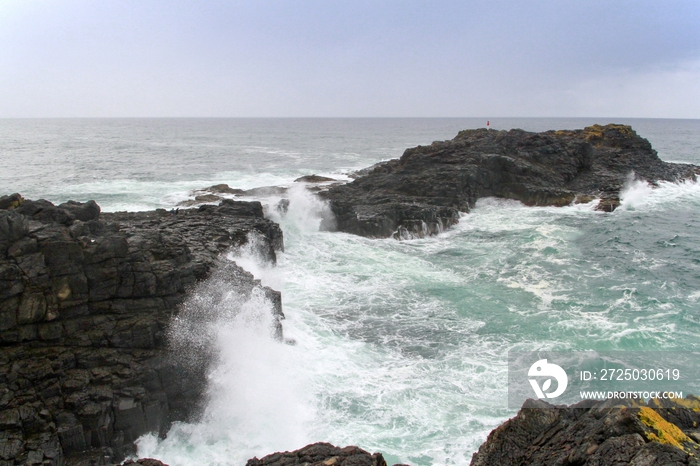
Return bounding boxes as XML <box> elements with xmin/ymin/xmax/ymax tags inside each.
<box><xmin>1</xmin><ymin>0</ymin><xmax>698</xmax><ymax>118</ymax></box>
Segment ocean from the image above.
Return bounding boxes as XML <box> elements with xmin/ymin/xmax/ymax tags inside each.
<box><xmin>2</xmin><ymin>118</ymin><xmax>700</xmax><ymax>466</ymax></box>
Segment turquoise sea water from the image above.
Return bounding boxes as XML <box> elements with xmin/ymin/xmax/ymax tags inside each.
<box><xmin>2</xmin><ymin>118</ymin><xmax>700</xmax><ymax>465</ymax></box>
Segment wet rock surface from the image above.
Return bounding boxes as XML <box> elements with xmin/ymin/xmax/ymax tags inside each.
<box><xmin>122</xmin><ymin>459</ymin><xmax>168</xmax><ymax>466</ymax></box>
<box><xmin>177</xmin><ymin>184</ymin><xmax>290</xmax><ymax>207</ymax></box>
<box><xmin>470</xmin><ymin>397</ymin><xmax>700</xmax><ymax>466</ymax></box>
<box><xmin>294</xmin><ymin>175</ymin><xmax>337</xmax><ymax>183</ymax></box>
<box><xmin>246</xmin><ymin>442</ymin><xmax>388</xmax><ymax>466</ymax></box>
<box><xmin>0</xmin><ymin>196</ymin><xmax>284</xmax><ymax>465</ymax></box>
<box><xmin>321</xmin><ymin>124</ymin><xmax>699</xmax><ymax>239</ymax></box>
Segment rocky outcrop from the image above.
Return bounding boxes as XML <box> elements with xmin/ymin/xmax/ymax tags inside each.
<box><xmin>0</xmin><ymin>195</ymin><xmax>284</xmax><ymax>466</ymax></box>
<box><xmin>122</xmin><ymin>459</ymin><xmax>168</xmax><ymax>466</ymax></box>
<box><xmin>247</xmin><ymin>442</ymin><xmax>388</xmax><ymax>466</ymax></box>
<box><xmin>470</xmin><ymin>397</ymin><xmax>700</xmax><ymax>466</ymax></box>
<box><xmin>321</xmin><ymin>124</ymin><xmax>699</xmax><ymax>239</ymax></box>
<box><xmin>294</xmin><ymin>175</ymin><xmax>337</xmax><ymax>183</ymax></box>
<box><xmin>177</xmin><ymin>178</ymin><xmax>343</xmax><ymax>208</ymax></box>
<box><xmin>177</xmin><ymin>184</ymin><xmax>290</xmax><ymax>207</ymax></box>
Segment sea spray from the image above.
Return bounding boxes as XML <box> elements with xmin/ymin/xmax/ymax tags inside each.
<box><xmin>137</xmin><ymin>258</ymin><xmax>314</xmax><ymax>466</ymax></box>
<box><xmin>618</xmin><ymin>174</ymin><xmax>655</xmax><ymax>211</ymax></box>
<box><xmin>619</xmin><ymin>177</ymin><xmax>700</xmax><ymax>211</ymax></box>
<box><xmin>228</xmin><ymin>231</ymin><xmax>286</xmax><ymax>291</ymax></box>
<box><xmin>264</xmin><ymin>184</ymin><xmax>337</xmax><ymax>235</ymax></box>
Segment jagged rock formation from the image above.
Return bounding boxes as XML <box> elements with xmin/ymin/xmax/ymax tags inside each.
<box><xmin>321</xmin><ymin>125</ymin><xmax>699</xmax><ymax>239</ymax></box>
<box><xmin>470</xmin><ymin>397</ymin><xmax>700</xmax><ymax>466</ymax></box>
<box><xmin>246</xmin><ymin>442</ymin><xmax>388</xmax><ymax>466</ymax></box>
<box><xmin>177</xmin><ymin>178</ymin><xmax>341</xmax><ymax>207</ymax></box>
<box><xmin>123</xmin><ymin>459</ymin><xmax>168</xmax><ymax>466</ymax></box>
<box><xmin>0</xmin><ymin>195</ymin><xmax>284</xmax><ymax>466</ymax></box>
<box><xmin>294</xmin><ymin>175</ymin><xmax>337</xmax><ymax>183</ymax></box>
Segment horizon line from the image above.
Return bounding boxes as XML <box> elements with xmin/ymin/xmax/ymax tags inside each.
<box><xmin>1</xmin><ymin>116</ymin><xmax>699</xmax><ymax>120</ymax></box>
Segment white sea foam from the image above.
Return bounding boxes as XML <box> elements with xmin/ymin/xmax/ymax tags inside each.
<box><xmin>619</xmin><ymin>177</ymin><xmax>700</xmax><ymax>211</ymax></box>
<box><xmin>266</xmin><ymin>184</ymin><xmax>337</xmax><ymax>235</ymax></box>
<box><xmin>619</xmin><ymin>177</ymin><xmax>655</xmax><ymax>210</ymax></box>
<box><xmin>137</xmin><ymin>268</ymin><xmax>315</xmax><ymax>466</ymax></box>
<box><xmin>269</xmin><ymin>204</ymin><xmax>512</xmax><ymax>465</ymax></box>
<box><xmin>228</xmin><ymin>232</ymin><xmax>285</xmax><ymax>291</ymax></box>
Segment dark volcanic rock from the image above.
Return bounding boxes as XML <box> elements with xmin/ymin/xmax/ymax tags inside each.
<box><xmin>247</xmin><ymin>442</ymin><xmax>388</xmax><ymax>466</ymax></box>
<box><xmin>0</xmin><ymin>195</ymin><xmax>284</xmax><ymax>465</ymax></box>
<box><xmin>123</xmin><ymin>458</ymin><xmax>169</xmax><ymax>466</ymax></box>
<box><xmin>321</xmin><ymin>125</ymin><xmax>699</xmax><ymax>239</ymax></box>
<box><xmin>596</xmin><ymin>197</ymin><xmax>622</xmax><ymax>213</ymax></box>
<box><xmin>242</xmin><ymin>186</ymin><xmax>289</xmax><ymax>197</ymax></box>
<box><xmin>194</xmin><ymin>194</ymin><xmax>223</xmax><ymax>203</ymax></box>
<box><xmin>206</xmin><ymin>184</ymin><xmax>246</xmax><ymax>195</ymax></box>
<box><xmin>57</xmin><ymin>200</ymin><xmax>101</xmax><ymax>222</ymax></box>
<box><xmin>470</xmin><ymin>397</ymin><xmax>700</xmax><ymax>466</ymax></box>
<box><xmin>178</xmin><ymin>184</ymin><xmax>247</xmax><ymax>206</ymax></box>
<box><xmin>294</xmin><ymin>175</ymin><xmax>337</xmax><ymax>183</ymax></box>
<box><xmin>0</xmin><ymin>193</ymin><xmax>24</xmax><ymax>210</ymax></box>
<box><xmin>179</xmin><ymin>185</ymin><xmax>291</xmax><ymax>206</ymax></box>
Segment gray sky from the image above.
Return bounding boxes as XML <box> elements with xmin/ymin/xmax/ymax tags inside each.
<box><xmin>1</xmin><ymin>0</ymin><xmax>699</xmax><ymax>118</ymax></box>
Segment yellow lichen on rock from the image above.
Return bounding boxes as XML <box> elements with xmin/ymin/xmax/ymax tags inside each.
<box><xmin>0</xmin><ymin>193</ymin><xmax>24</xmax><ymax>209</ymax></box>
<box><xmin>583</xmin><ymin>123</ymin><xmax>634</xmax><ymax>134</ymax></box>
<box><xmin>662</xmin><ymin>397</ymin><xmax>700</xmax><ymax>413</ymax></box>
<box><xmin>649</xmin><ymin>396</ymin><xmax>700</xmax><ymax>413</ymax></box>
<box><xmin>581</xmin><ymin>124</ymin><xmax>634</xmax><ymax>141</ymax></box>
<box><xmin>552</xmin><ymin>129</ymin><xmax>572</xmax><ymax>137</ymax></box>
<box><xmin>638</xmin><ymin>406</ymin><xmax>690</xmax><ymax>449</ymax></box>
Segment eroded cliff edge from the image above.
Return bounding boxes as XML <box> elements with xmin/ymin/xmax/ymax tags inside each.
<box><xmin>470</xmin><ymin>397</ymin><xmax>700</xmax><ymax>466</ymax></box>
<box><xmin>321</xmin><ymin>124</ymin><xmax>700</xmax><ymax>239</ymax></box>
<box><xmin>0</xmin><ymin>195</ymin><xmax>284</xmax><ymax>466</ymax></box>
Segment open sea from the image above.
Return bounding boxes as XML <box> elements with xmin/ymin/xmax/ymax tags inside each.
<box><xmin>2</xmin><ymin>118</ymin><xmax>700</xmax><ymax>466</ymax></box>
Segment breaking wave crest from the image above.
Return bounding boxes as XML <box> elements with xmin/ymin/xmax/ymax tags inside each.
<box><xmin>137</xmin><ymin>257</ymin><xmax>315</xmax><ymax>466</ymax></box>
<box><xmin>619</xmin><ymin>177</ymin><xmax>700</xmax><ymax>211</ymax></box>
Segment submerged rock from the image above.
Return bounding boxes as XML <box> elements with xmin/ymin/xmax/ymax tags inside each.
<box><xmin>276</xmin><ymin>198</ymin><xmax>290</xmax><ymax>214</ymax></box>
<box><xmin>294</xmin><ymin>174</ymin><xmax>337</xmax><ymax>183</ymax></box>
<box><xmin>470</xmin><ymin>397</ymin><xmax>700</xmax><ymax>466</ymax></box>
<box><xmin>242</xmin><ymin>185</ymin><xmax>289</xmax><ymax>197</ymax></box>
<box><xmin>0</xmin><ymin>196</ymin><xmax>284</xmax><ymax>465</ymax></box>
<box><xmin>194</xmin><ymin>193</ymin><xmax>224</xmax><ymax>203</ymax></box>
<box><xmin>179</xmin><ymin>185</ymin><xmax>291</xmax><ymax>206</ymax></box>
<box><xmin>321</xmin><ymin>125</ymin><xmax>699</xmax><ymax>239</ymax></box>
<box><xmin>595</xmin><ymin>197</ymin><xmax>622</xmax><ymax>212</ymax></box>
<box><xmin>206</xmin><ymin>183</ymin><xmax>246</xmax><ymax>195</ymax></box>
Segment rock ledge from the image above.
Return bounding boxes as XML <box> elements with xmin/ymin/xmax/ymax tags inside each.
<box><xmin>321</xmin><ymin>125</ymin><xmax>699</xmax><ymax>239</ymax></box>
<box><xmin>471</xmin><ymin>396</ymin><xmax>700</xmax><ymax>466</ymax></box>
<box><xmin>0</xmin><ymin>195</ymin><xmax>284</xmax><ymax>466</ymax></box>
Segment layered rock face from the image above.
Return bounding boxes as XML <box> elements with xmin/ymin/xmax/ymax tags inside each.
<box><xmin>0</xmin><ymin>195</ymin><xmax>284</xmax><ymax>466</ymax></box>
<box><xmin>321</xmin><ymin>125</ymin><xmax>699</xmax><ymax>239</ymax></box>
<box><xmin>470</xmin><ymin>397</ymin><xmax>700</xmax><ymax>466</ymax></box>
